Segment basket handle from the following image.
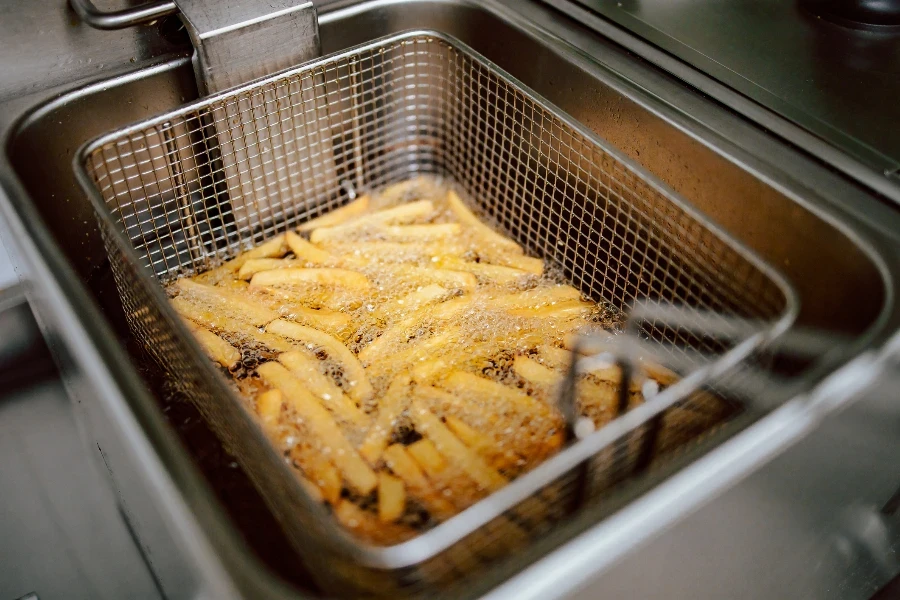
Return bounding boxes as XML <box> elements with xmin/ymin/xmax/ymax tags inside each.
<box><xmin>69</xmin><ymin>0</ymin><xmax>178</xmax><ymax>30</ymax></box>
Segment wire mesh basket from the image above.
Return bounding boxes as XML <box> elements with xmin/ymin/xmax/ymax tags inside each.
<box><xmin>75</xmin><ymin>30</ymin><xmax>799</xmax><ymax>597</ymax></box>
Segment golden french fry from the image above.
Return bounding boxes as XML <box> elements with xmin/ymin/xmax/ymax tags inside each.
<box><xmin>514</xmin><ymin>355</ymin><xmax>561</xmax><ymax>387</ymax></box>
<box><xmin>375</xmin><ymin>264</ymin><xmax>477</xmax><ymax>292</ymax></box>
<box><xmin>489</xmin><ymin>285</ymin><xmax>583</xmax><ymax>310</ymax></box>
<box><xmin>440</xmin><ymin>371</ymin><xmax>553</xmax><ymax>418</ymax></box>
<box><xmin>250</xmin><ymin>267</ymin><xmax>371</xmax><ymax>292</ymax></box>
<box><xmin>278</xmin><ymin>351</ymin><xmax>369</xmax><ymax>429</ymax></box>
<box><xmin>378</xmin><ymin>472</ymin><xmax>406</xmax><ymax>523</ymax></box>
<box><xmin>447</xmin><ymin>189</ymin><xmax>522</xmax><ymax>253</ymax></box>
<box><xmin>444</xmin><ymin>415</ymin><xmax>521</xmax><ymax>472</ymax></box>
<box><xmin>257</xmin><ymin>362</ymin><xmax>377</xmax><ymax>495</ymax></box>
<box><xmin>333</xmin><ymin>500</ymin><xmax>417</xmax><ymax>545</ymax></box>
<box><xmin>255</xmin><ymin>389</ymin><xmax>283</xmax><ymax>427</ymax></box>
<box><xmin>485</xmin><ymin>253</ymin><xmax>545</xmax><ymax>275</ymax></box>
<box><xmin>406</xmin><ymin>438</ymin><xmax>447</xmax><ymax>478</ymax></box>
<box><xmin>290</xmin><ymin>442</ymin><xmax>343</xmax><ymax>505</ymax></box>
<box><xmin>172</xmin><ymin>296</ymin><xmax>296</xmax><ymax>352</ymax></box>
<box><xmin>359</xmin><ymin>376</ymin><xmax>412</xmax><ymax>464</ymax></box>
<box><xmin>378</xmin><ymin>177</ymin><xmax>439</xmax><ymax>205</ymax></box>
<box><xmin>536</xmin><ymin>344</ymin><xmax>574</xmax><ymax>370</ymax></box>
<box><xmin>380</xmin><ymin>223</ymin><xmax>460</xmax><ymax>241</ymax></box>
<box><xmin>196</xmin><ymin>234</ymin><xmax>288</xmax><ymax>283</ymax></box>
<box><xmin>370</xmin><ymin>284</ymin><xmax>450</xmax><ymax>323</ymax></box>
<box><xmin>237</xmin><ymin>258</ymin><xmax>298</xmax><ymax>280</ymax></box>
<box><xmin>409</xmin><ymin>401</ymin><xmax>508</xmax><ymax>492</ymax></box>
<box><xmin>538</xmin><ymin>345</ymin><xmax>644</xmax><ymax>393</ymax></box>
<box><xmin>309</xmin><ymin>200</ymin><xmax>435</xmax><ymax>244</ymax></box>
<box><xmin>265</xmin><ymin>320</ymin><xmax>374</xmax><ymax>402</ymax></box>
<box><xmin>324</xmin><ymin>241</ymin><xmax>468</xmax><ymax>263</ymax></box>
<box><xmin>183</xmin><ymin>320</ymin><xmax>241</xmax><ymax>369</ymax></box>
<box><xmin>436</xmin><ymin>257</ymin><xmax>532</xmax><ymax>285</ymax></box>
<box><xmin>366</xmin><ymin>328</ymin><xmax>462</xmax><ymax>377</ymax></box>
<box><xmin>508</xmin><ymin>299</ymin><xmax>593</xmax><ymax>320</ymax></box>
<box><xmin>175</xmin><ymin>279</ymin><xmax>277</xmax><ymax>326</ymax></box>
<box><xmin>285</xmin><ymin>231</ymin><xmax>334</xmax><ymax>265</ymax></box>
<box><xmin>382</xmin><ymin>444</ymin><xmax>457</xmax><ymax>520</ymax></box>
<box><xmin>298</xmin><ymin>196</ymin><xmax>370</xmax><ymax>232</ymax></box>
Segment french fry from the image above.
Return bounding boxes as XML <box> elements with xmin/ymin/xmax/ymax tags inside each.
<box><xmin>409</xmin><ymin>401</ymin><xmax>508</xmax><ymax>492</ymax></box>
<box><xmin>285</xmin><ymin>231</ymin><xmax>333</xmax><ymax>265</ymax></box>
<box><xmin>250</xmin><ymin>267</ymin><xmax>371</xmax><ymax>292</ymax></box>
<box><xmin>447</xmin><ymin>189</ymin><xmax>522</xmax><ymax>253</ymax></box>
<box><xmin>309</xmin><ymin>200</ymin><xmax>435</xmax><ymax>244</ymax></box>
<box><xmin>440</xmin><ymin>371</ymin><xmax>553</xmax><ymax>418</ymax></box>
<box><xmin>382</xmin><ymin>444</ymin><xmax>457</xmax><ymax>520</ymax></box>
<box><xmin>538</xmin><ymin>345</ymin><xmax>643</xmax><ymax>392</ymax></box>
<box><xmin>514</xmin><ymin>355</ymin><xmax>561</xmax><ymax>387</ymax></box>
<box><xmin>196</xmin><ymin>234</ymin><xmax>288</xmax><ymax>282</ymax></box>
<box><xmin>265</xmin><ymin>320</ymin><xmax>374</xmax><ymax>402</ymax></box>
<box><xmin>367</xmin><ymin>328</ymin><xmax>462</xmax><ymax>377</ymax></box>
<box><xmin>175</xmin><ymin>279</ymin><xmax>277</xmax><ymax>326</ymax></box>
<box><xmin>297</xmin><ymin>196</ymin><xmax>370</xmax><ymax>232</ymax></box>
<box><xmin>436</xmin><ymin>257</ymin><xmax>532</xmax><ymax>285</ymax></box>
<box><xmin>444</xmin><ymin>415</ymin><xmax>521</xmax><ymax>472</ymax></box>
<box><xmin>378</xmin><ymin>472</ymin><xmax>406</xmax><ymax>523</ymax></box>
<box><xmin>255</xmin><ymin>389</ymin><xmax>283</xmax><ymax>427</ymax></box>
<box><xmin>359</xmin><ymin>376</ymin><xmax>412</xmax><ymax>464</ymax></box>
<box><xmin>485</xmin><ymin>253</ymin><xmax>545</xmax><ymax>275</ymax></box>
<box><xmin>376</xmin><ymin>264</ymin><xmax>477</xmax><ymax>291</ymax></box>
<box><xmin>290</xmin><ymin>442</ymin><xmax>343</xmax><ymax>505</ymax></box>
<box><xmin>172</xmin><ymin>296</ymin><xmax>296</xmax><ymax>352</ymax></box>
<box><xmin>536</xmin><ymin>344</ymin><xmax>574</xmax><ymax>370</ymax></box>
<box><xmin>370</xmin><ymin>284</ymin><xmax>450</xmax><ymax>323</ymax></box>
<box><xmin>237</xmin><ymin>258</ymin><xmax>298</xmax><ymax>280</ymax></box>
<box><xmin>333</xmin><ymin>500</ymin><xmax>417</xmax><ymax>545</ymax></box>
<box><xmin>489</xmin><ymin>285</ymin><xmax>583</xmax><ymax>310</ymax></box>
<box><xmin>378</xmin><ymin>177</ymin><xmax>439</xmax><ymax>205</ymax></box>
<box><xmin>257</xmin><ymin>362</ymin><xmax>377</xmax><ymax>494</ymax></box>
<box><xmin>324</xmin><ymin>241</ymin><xmax>469</xmax><ymax>263</ymax></box>
<box><xmin>183</xmin><ymin>320</ymin><xmax>241</xmax><ymax>369</ymax></box>
<box><xmin>406</xmin><ymin>439</ymin><xmax>447</xmax><ymax>478</ymax></box>
<box><xmin>278</xmin><ymin>351</ymin><xmax>369</xmax><ymax>429</ymax></box>
<box><xmin>380</xmin><ymin>223</ymin><xmax>460</xmax><ymax>241</ymax></box>
<box><xmin>508</xmin><ymin>299</ymin><xmax>593</xmax><ymax>320</ymax></box>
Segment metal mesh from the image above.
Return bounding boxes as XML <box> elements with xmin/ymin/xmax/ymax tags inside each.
<box><xmin>78</xmin><ymin>31</ymin><xmax>796</xmax><ymax>597</ymax></box>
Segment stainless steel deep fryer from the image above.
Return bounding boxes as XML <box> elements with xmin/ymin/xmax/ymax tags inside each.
<box><xmin>75</xmin><ymin>31</ymin><xmax>798</xmax><ymax>597</ymax></box>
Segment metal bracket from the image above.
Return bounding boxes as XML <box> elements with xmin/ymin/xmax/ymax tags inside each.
<box><xmin>69</xmin><ymin>0</ymin><xmax>321</xmax><ymax>94</ymax></box>
<box><xmin>174</xmin><ymin>0</ymin><xmax>321</xmax><ymax>94</ymax></box>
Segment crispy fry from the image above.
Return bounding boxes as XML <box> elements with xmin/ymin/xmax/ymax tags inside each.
<box><xmin>376</xmin><ymin>264</ymin><xmax>477</xmax><ymax>291</ymax></box>
<box><xmin>237</xmin><ymin>258</ymin><xmax>298</xmax><ymax>280</ymax></box>
<box><xmin>382</xmin><ymin>444</ymin><xmax>457</xmax><ymax>520</ymax></box>
<box><xmin>486</xmin><ymin>253</ymin><xmax>545</xmax><ymax>275</ymax></box>
<box><xmin>380</xmin><ymin>223</ymin><xmax>460</xmax><ymax>241</ymax></box>
<box><xmin>255</xmin><ymin>389</ymin><xmax>283</xmax><ymax>427</ymax></box>
<box><xmin>436</xmin><ymin>257</ymin><xmax>533</xmax><ymax>285</ymax></box>
<box><xmin>196</xmin><ymin>234</ymin><xmax>288</xmax><ymax>282</ymax></box>
<box><xmin>508</xmin><ymin>299</ymin><xmax>593</xmax><ymax>320</ymax></box>
<box><xmin>378</xmin><ymin>472</ymin><xmax>406</xmax><ymax>523</ymax></box>
<box><xmin>444</xmin><ymin>415</ymin><xmax>521</xmax><ymax>472</ymax></box>
<box><xmin>324</xmin><ymin>241</ymin><xmax>468</xmax><ymax>263</ymax></box>
<box><xmin>447</xmin><ymin>189</ymin><xmax>522</xmax><ymax>253</ymax></box>
<box><xmin>298</xmin><ymin>196</ymin><xmax>370</xmax><ymax>232</ymax></box>
<box><xmin>175</xmin><ymin>278</ymin><xmax>277</xmax><ymax>326</ymax></box>
<box><xmin>441</xmin><ymin>371</ymin><xmax>552</xmax><ymax>418</ymax></box>
<box><xmin>333</xmin><ymin>500</ymin><xmax>417</xmax><ymax>545</ymax></box>
<box><xmin>371</xmin><ymin>284</ymin><xmax>450</xmax><ymax>323</ymax></box>
<box><xmin>359</xmin><ymin>376</ymin><xmax>412</xmax><ymax>464</ymax></box>
<box><xmin>409</xmin><ymin>401</ymin><xmax>508</xmax><ymax>492</ymax></box>
<box><xmin>538</xmin><ymin>345</ymin><xmax>644</xmax><ymax>392</ymax></box>
<box><xmin>367</xmin><ymin>328</ymin><xmax>462</xmax><ymax>376</ymax></box>
<box><xmin>266</xmin><ymin>319</ymin><xmax>374</xmax><ymax>402</ymax></box>
<box><xmin>290</xmin><ymin>442</ymin><xmax>343</xmax><ymax>505</ymax></box>
<box><xmin>489</xmin><ymin>285</ymin><xmax>583</xmax><ymax>310</ymax></box>
<box><xmin>257</xmin><ymin>362</ymin><xmax>377</xmax><ymax>494</ymax></box>
<box><xmin>310</xmin><ymin>200</ymin><xmax>435</xmax><ymax>244</ymax></box>
<box><xmin>172</xmin><ymin>296</ymin><xmax>296</xmax><ymax>352</ymax></box>
<box><xmin>183</xmin><ymin>320</ymin><xmax>241</xmax><ymax>369</ymax></box>
<box><xmin>514</xmin><ymin>355</ymin><xmax>561</xmax><ymax>387</ymax></box>
<box><xmin>278</xmin><ymin>351</ymin><xmax>369</xmax><ymax>429</ymax></box>
<box><xmin>286</xmin><ymin>231</ymin><xmax>333</xmax><ymax>265</ymax></box>
<box><xmin>250</xmin><ymin>267</ymin><xmax>371</xmax><ymax>292</ymax></box>
<box><xmin>406</xmin><ymin>439</ymin><xmax>447</xmax><ymax>478</ymax></box>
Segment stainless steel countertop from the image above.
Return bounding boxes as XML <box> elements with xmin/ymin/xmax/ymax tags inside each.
<box><xmin>567</xmin><ymin>0</ymin><xmax>900</xmax><ymax>179</ymax></box>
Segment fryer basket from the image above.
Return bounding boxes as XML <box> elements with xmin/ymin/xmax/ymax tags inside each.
<box><xmin>76</xmin><ymin>31</ymin><xmax>798</xmax><ymax>597</ymax></box>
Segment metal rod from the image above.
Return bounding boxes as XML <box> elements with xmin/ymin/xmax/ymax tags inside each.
<box><xmin>69</xmin><ymin>0</ymin><xmax>178</xmax><ymax>30</ymax></box>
